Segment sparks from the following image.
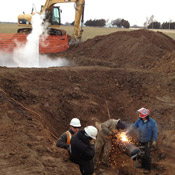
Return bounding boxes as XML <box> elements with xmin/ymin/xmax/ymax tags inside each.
<box><xmin>120</xmin><ymin>132</ymin><xmax>129</xmax><ymax>142</ymax></box>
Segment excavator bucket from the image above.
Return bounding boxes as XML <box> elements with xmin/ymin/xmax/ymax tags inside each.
<box><xmin>0</xmin><ymin>33</ymin><xmax>69</xmax><ymax>53</ymax></box>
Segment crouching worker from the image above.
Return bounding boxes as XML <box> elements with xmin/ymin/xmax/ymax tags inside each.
<box><xmin>94</xmin><ymin>119</ymin><xmax>126</xmax><ymax>168</ymax></box>
<box><xmin>56</xmin><ymin>118</ymin><xmax>81</xmax><ymax>151</ymax></box>
<box><xmin>70</xmin><ymin>125</ymin><xmax>98</xmax><ymax>175</ymax></box>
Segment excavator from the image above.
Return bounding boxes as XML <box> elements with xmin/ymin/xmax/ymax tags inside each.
<box><xmin>0</xmin><ymin>0</ymin><xmax>85</xmax><ymax>53</ymax></box>
<box><xmin>17</xmin><ymin>0</ymin><xmax>85</xmax><ymax>44</ymax></box>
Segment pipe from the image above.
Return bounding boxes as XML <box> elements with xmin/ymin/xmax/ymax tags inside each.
<box><xmin>118</xmin><ymin>141</ymin><xmax>141</xmax><ymax>158</ymax></box>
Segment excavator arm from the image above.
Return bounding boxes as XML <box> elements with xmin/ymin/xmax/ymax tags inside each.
<box><xmin>41</xmin><ymin>0</ymin><xmax>85</xmax><ymax>42</ymax></box>
<box><xmin>73</xmin><ymin>0</ymin><xmax>85</xmax><ymax>42</ymax></box>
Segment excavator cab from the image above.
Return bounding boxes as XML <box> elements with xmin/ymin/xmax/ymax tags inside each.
<box><xmin>44</xmin><ymin>6</ymin><xmax>61</xmax><ymax>25</ymax></box>
<box><xmin>17</xmin><ymin>6</ymin><xmax>62</xmax><ymax>35</ymax></box>
<box><xmin>50</xmin><ymin>7</ymin><xmax>61</xmax><ymax>25</ymax></box>
<box><xmin>45</xmin><ymin>6</ymin><xmax>66</xmax><ymax>36</ymax></box>
<box><xmin>18</xmin><ymin>6</ymin><xmax>61</xmax><ymax>26</ymax></box>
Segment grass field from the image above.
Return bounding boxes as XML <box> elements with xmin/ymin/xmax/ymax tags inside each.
<box><xmin>1</xmin><ymin>23</ymin><xmax>175</xmax><ymax>41</ymax></box>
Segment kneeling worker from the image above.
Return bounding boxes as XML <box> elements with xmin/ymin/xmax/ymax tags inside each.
<box><xmin>70</xmin><ymin>125</ymin><xmax>98</xmax><ymax>175</ymax></box>
<box><xmin>56</xmin><ymin>118</ymin><xmax>81</xmax><ymax>151</ymax></box>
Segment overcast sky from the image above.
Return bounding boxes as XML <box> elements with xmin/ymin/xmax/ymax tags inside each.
<box><xmin>0</xmin><ymin>0</ymin><xmax>175</xmax><ymax>26</ymax></box>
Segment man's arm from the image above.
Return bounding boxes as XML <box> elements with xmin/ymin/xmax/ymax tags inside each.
<box><xmin>152</xmin><ymin>122</ymin><xmax>158</xmax><ymax>142</ymax></box>
<box><xmin>134</xmin><ymin>119</ymin><xmax>139</xmax><ymax>129</ymax></box>
<box><xmin>101</xmin><ymin>119</ymin><xmax>114</xmax><ymax>135</ymax></box>
<box><xmin>56</xmin><ymin>132</ymin><xmax>69</xmax><ymax>149</ymax></box>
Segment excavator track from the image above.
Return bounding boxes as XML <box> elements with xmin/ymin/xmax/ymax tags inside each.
<box><xmin>17</xmin><ymin>28</ymin><xmax>32</xmax><ymax>34</ymax></box>
<box><xmin>17</xmin><ymin>27</ymin><xmax>66</xmax><ymax>36</ymax></box>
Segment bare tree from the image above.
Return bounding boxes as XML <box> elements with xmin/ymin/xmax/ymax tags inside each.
<box><xmin>111</xmin><ymin>18</ymin><xmax>122</xmax><ymax>27</ymax></box>
<box><xmin>144</xmin><ymin>15</ymin><xmax>154</xmax><ymax>28</ymax></box>
<box><xmin>169</xmin><ymin>19</ymin><xmax>172</xmax><ymax>29</ymax></box>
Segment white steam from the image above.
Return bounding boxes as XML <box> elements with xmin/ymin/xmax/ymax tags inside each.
<box><xmin>0</xmin><ymin>14</ymin><xmax>70</xmax><ymax>68</ymax></box>
<box><xmin>13</xmin><ymin>14</ymin><xmax>44</xmax><ymax>67</ymax></box>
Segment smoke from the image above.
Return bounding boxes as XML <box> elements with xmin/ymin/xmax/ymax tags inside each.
<box><xmin>0</xmin><ymin>52</ymin><xmax>17</xmax><ymax>67</ymax></box>
<box><xmin>0</xmin><ymin>14</ymin><xmax>71</xmax><ymax>68</ymax></box>
<box><xmin>39</xmin><ymin>55</ymin><xmax>71</xmax><ymax>68</ymax></box>
<box><xmin>0</xmin><ymin>52</ymin><xmax>71</xmax><ymax>68</ymax></box>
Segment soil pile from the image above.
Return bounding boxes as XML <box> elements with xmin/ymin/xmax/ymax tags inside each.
<box><xmin>0</xmin><ymin>29</ymin><xmax>175</xmax><ymax>175</ymax></box>
<box><xmin>60</xmin><ymin>29</ymin><xmax>175</xmax><ymax>72</ymax></box>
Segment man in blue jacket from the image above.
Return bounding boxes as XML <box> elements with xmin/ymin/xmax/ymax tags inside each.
<box><xmin>134</xmin><ymin>107</ymin><xmax>158</xmax><ymax>174</ymax></box>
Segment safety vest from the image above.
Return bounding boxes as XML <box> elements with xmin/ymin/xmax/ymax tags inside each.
<box><xmin>66</xmin><ymin>130</ymin><xmax>73</xmax><ymax>145</ymax></box>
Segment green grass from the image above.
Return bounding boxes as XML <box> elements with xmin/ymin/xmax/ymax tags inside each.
<box><xmin>1</xmin><ymin>23</ymin><xmax>175</xmax><ymax>41</ymax></box>
<box><xmin>0</xmin><ymin>23</ymin><xmax>19</xmax><ymax>33</ymax></box>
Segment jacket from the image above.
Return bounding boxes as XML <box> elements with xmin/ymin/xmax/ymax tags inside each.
<box><xmin>56</xmin><ymin>129</ymin><xmax>74</xmax><ymax>149</ymax></box>
<box><xmin>70</xmin><ymin>130</ymin><xmax>95</xmax><ymax>163</ymax></box>
<box><xmin>134</xmin><ymin>117</ymin><xmax>158</xmax><ymax>143</ymax></box>
<box><xmin>99</xmin><ymin>119</ymin><xmax>120</xmax><ymax>138</ymax></box>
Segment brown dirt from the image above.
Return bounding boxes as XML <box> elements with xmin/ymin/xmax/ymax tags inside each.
<box><xmin>1</xmin><ymin>29</ymin><xmax>175</xmax><ymax>175</ymax></box>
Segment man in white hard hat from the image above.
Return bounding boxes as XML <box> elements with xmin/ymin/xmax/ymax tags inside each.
<box><xmin>70</xmin><ymin>125</ymin><xmax>98</xmax><ymax>175</ymax></box>
<box><xmin>56</xmin><ymin>118</ymin><xmax>81</xmax><ymax>151</ymax></box>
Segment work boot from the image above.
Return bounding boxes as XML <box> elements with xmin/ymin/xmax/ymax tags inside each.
<box><xmin>143</xmin><ymin>169</ymin><xmax>151</xmax><ymax>174</ymax></box>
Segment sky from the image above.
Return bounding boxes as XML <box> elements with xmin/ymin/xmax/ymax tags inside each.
<box><xmin>0</xmin><ymin>0</ymin><xmax>175</xmax><ymax>26</ymax></box>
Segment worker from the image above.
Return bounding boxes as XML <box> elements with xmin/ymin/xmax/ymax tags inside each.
<box><xmin>94</xmin><ymin>119</ymin><xmax>126</xmax><ymax>168</ymax></box>
<box><xmin>134</xmin><ymin>107</ymin><xmax>158</xmax><ymax>174</ymax></box>
<box><xmin>70</xmin><ymin>125</ymin><xmax>98</xmax><ymax>175</ymax></box>
<box><xmin>56</xmin><ymin>118</ymin><xmax>81</xmax><ymax>151</ymax></box>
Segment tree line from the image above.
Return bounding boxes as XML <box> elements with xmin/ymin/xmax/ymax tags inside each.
<box><xmin>144</xmin><ymin>15</ymin><xmax>175</xmax><ymax>29</ymax></box>
<box><xmin>69</xmin><ymin>19</ymin><xmax>130</xmax><ymax>28</ymax></box>
<box><xmin>83</xmin><ymin>18</ymin><xmax>130</xmax><ymax>28</ymax></box>
<box><xmin>69</xmin><ymin>16</ymin><xmax>175</xmax><ymax>29</ymax></box>
<box><xmin>147</xmin><ymin>22</ymin><xmax>175</xmax><ymax>29</ymax></box>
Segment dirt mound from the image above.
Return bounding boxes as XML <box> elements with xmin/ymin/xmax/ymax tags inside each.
<box><xmin>60</xmin><ymin>29</ymin><xmax>175</xmax><ymax>71</ymax></box>
<box><xmin>1</xmin><ymin>29</ymin><xmax>175</xmax><ymax>175</ymax></box>
<box><xmin>151</xmin><ymin>50</ymin><xmax>175</xmax><ymax>74</ymax></box>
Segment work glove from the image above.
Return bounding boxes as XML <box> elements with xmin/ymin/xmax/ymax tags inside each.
<box><xmin>90</xmin><ymin>139</ymin><xmax>95</xmax><ymax>145</ymax></box>
<box><xmin>152</xmin><ymin>140</ymin><xmax>157</xmax><ymax>148</ymax></box>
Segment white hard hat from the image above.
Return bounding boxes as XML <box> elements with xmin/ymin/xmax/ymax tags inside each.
<box><xmin>70</xmin><ymin>118</ymin><xmax>81</xmax><ymax>127</ymax></box>
<box><xmin>84</xmin><ymin>126</ymin><xmax>98</xmax><ymax>140</ymax></box>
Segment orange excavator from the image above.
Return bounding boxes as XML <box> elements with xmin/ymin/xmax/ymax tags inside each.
<box><xmin>0</xmin><ymin>0</ymin><xmax>85</xmax><ymax>53</ymax></box>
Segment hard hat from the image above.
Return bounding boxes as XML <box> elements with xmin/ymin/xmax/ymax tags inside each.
<box><xmin>137</xmin><ymin>107</ymin><xmax>150</xmax><ymax>118</ymax></box>
<box><xmin>84</xmin><ymin>126</ymin><xmax>98</xmax><ymax>140</ymax></box>
<box><xmin>70</xmin><ymin>118</ymin><xmax>81</xmax><ymax>127</ymax></box>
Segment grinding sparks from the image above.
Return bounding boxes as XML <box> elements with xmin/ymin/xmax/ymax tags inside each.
<box><xmin>119</xmin><ymin>132</ymin><xmax>129</xmax><ymax>142</ymax></box>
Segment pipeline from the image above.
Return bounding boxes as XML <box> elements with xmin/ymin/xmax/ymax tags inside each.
<box><xmin>118</xmin><ymin>141</ymin><xmax>141</xmax><ymax>159</ymax></box>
